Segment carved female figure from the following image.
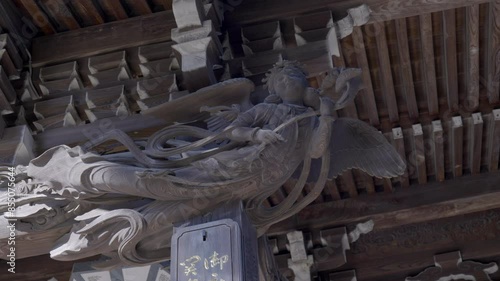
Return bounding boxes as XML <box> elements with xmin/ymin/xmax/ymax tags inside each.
<box><xmin>0</xmin><ymin>61</ymin><xmax>405</xmax><ymax>268</ymax></box>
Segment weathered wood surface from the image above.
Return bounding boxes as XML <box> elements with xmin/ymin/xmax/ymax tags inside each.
<box><xmin>31</xmin><ymin>11</ymin><xmax>176</xmax><ymax>67</ymax></box>
<box><xmin>0</xmin><ymin>255</ymin><xmax>97</xmax><ymax>281</ymax></box>
<box><xmin>269</xmin><ymin>171</ymin><xmax>500</xmax><ymax>235</ymax></box>
<box><xmin>225</xmin><ymin>0</ymin><xmax>491</xmax><ymax>26</ymax></box>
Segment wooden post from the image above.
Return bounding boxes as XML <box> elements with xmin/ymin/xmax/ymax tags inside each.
<box><xmin>171</xmin><ymin>202</ymin><xmax>259</xmax><ymax>281</ymax></box>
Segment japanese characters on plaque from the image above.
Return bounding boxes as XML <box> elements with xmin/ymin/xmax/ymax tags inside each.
<box><xmin>180</xmin><ymin>251</ymin><xmax>230</xmax><ymax>281</ymax></box>
<box><xmin>172</xmin><ymin>220</ymin><xmax>243</xmax><ymax>281</ymax></box>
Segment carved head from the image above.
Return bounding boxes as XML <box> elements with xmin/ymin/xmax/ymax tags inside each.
<box><xmin>263</xmin><ymin>60</ymin><xmax>309</xmax><ymax>104</ymax></box>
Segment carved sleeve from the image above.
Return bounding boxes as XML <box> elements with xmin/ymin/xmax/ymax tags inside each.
<box><xmin>309</xmin><ymin>116</ymin><xmax>335</xmax><ymax>159</ymax></box>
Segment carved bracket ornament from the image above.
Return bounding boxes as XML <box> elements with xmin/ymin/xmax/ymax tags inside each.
<box><xmin>406</xmin><ymin>251</ymin><xmax>498</xmax><ymax>281</ymax></box>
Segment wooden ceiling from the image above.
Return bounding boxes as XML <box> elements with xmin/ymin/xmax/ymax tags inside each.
<box><xmin>1</xmin><ymin>0</ymin><xmax>500</xmax><ymax>281</ymax></box>
<box><xmin>13</xmin><ymin>0</ymin><xmax>172</xmax><ymax>34</ymax></box>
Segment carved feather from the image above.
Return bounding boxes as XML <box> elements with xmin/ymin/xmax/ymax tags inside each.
<box><xmin>328</xmin><ymin>118</ymin><xmax>406</xmax><ymax>179</ymax></box>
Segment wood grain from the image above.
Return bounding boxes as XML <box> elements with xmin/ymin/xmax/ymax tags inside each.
<box><xmin>432</xmin><ymin>120</ymin><xmax>445</xmax><ymax>182</ymax></box>
<box><xmin>225</xmin><ymin>0</ymin><xmax>491</xmax><ymax>26</ymax></box>
<box><xmin>13</xmin><ymin>0</ymin><xmax>56</xmax><ymax>34</ymax></box>
<box><xmin>395</xmin><ymin>18</ymin><xmax>418</xmax><ymax>120</ymax></box>
<box><xmin>98</xmin><ymin>0</ymin><xmax>128</xmax><ymax>21</ymax></box>
<box><xmin>468</xmin><ymin>113</ymin><xmax>484</xmax><ymax>174</ymax></box>
<box><xmin>442</xmin><ymin>9</ymin><xmax>459</xmax><ymax>111</ymax></box>
<box><xmin>419</xmin><ymin>14</ymin><xmax>439</xmax><ymax>116</ymax></box>
<box><xmin>486</xmin><ymin>0</ymin><xmax>500</xmax><ymax>104</ymax></box>
<box><xmin>465</xmin><ymin>5</ymin><xmax>480</xmax><ymax>111</ymax></box>
<box><xmin>32</xmin><ymin>11</ymin><xmax>176</xmax><ymax>67</ymax></box>
<box><xmin>269</xmin><ymin>171</ymin><xmax>500</xmax><ymax>235</ymax></box>
<box><xmin>124</xmin><ymin>0</ymin><xmax>152</xmax><ymax>15</ymax></box>
<box><xmin>69</xmin><ymin>0</ymin><xmax>105</xmax><ymax>26</ymax></box>
<box><xmin>352</xmin><ymin>27</ymin><xmax>379</xmax><ymax>125</ymax></box>
<box><xmin>449</xmin><ymin>116</ymin><xmax>464</xmax><ymax>177</ymax></box>
<box><xmin>375</xmin><ymin>23</ymin><xmax>399</xmax><ymax>123</ymax></box>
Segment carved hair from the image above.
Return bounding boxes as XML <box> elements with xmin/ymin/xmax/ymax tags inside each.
<box><xmin>263</xmin><ymin>60</ymin><xmax>309</xmax><ymax>95</ymax></box>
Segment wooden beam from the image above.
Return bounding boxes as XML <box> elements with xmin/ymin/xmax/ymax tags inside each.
<box><xmin>152</xmin><ymin>0</ymin><xmax>172</xmax><ymax>11</ymax></box>
<box><xmin>0</xmin><ymin>255</ymin><xmax>97</xmax><ymax>281</ymax></box>
<box><xmin>341</xmin><ymin>172</ymin><xmax>358</xmax><ymax>198</ymax></box>
<box><xmin>124</xmin><ymin>0</ymin><xmax>152</xmax><ymax>15</ymax></box>
<box><xmin>412</xmin><ymin>124</ymin><xmax>427</xmax><ymax>184</ymax></box>
<box><xmin>13</xmin><ymin>0</ymin><xmax>56</xmax><ymax>35</ymax></box>
<box><xmin>465</xmin><ymin>5</ymin><xmax>480</xmax><ymax>111</ymax></box>
<box><xmin>486</xmin><ymin>109</ymin><xmax>500</xmax><ymax>172</ymax></box>
<box><xmin>442</xmin><ymin>9</ymin><xmax>459</xmax><ymax>112</ymax></box>
<box><xmin>392</xmin><ymin>127</ymin><xmax>409</xmax><ymax>188</ymax></box>
<box><xmin>32</xmin><ymin>11</ymin><xmax>176</xmax><ymax>67</ymax></box>
<box><xmin>432</xmin><ymin>120</ymin><xmax>445</xmax><ymax>182</ymax></box>
<box><xmin>486</xmin><ymin>0</ymin><xmax>500</xmax><ymax>104</ymax></box>
<box><xmin>395</xmin><ymin>18</ymin><xmax>418</xmax><ymax>120</ymax></box>
<box><xmin>325</xmin><ymin>179</ymin><xmax>341</xmax><ymax>201</ymax></box>
<box><xmin>420</xmin><ymin>14</ymin><xmax>439</xmax><ymax>116</ymax></box>
<box><xmin>449</xmin><ymin>116</ymin><xmax>464</xmax><ymax>178</ymax></box>
<box><xmin>98</xmin><ymin>0</ymin><xmax>128</xmax><ymax>21</ymax></box>
<box><xmin>468</xmin><ymin>113</ymin><xmax>484</xmax><ymax>174</ymax></box>
<box><xmin>269</xmin><ymin>171</ymin><xmax>500</xmax><ymax>235</ymax></box>
<box><xmin>225</xmin><ymin>0</ymin><xmax>490</xmax><ymax>26</ymax></box>
<box><xmin>40</xmin><ymin>0</ymin><xmax>80</xmax><ymax>31</ymax></box>
<box><xmin>375</xmin><ymin>23</ymin><xmax>399</xmax><ymax>123</ymax></box>
<box><xmin>69</xmin><ymin>0</ymin><xmax>105</xmax><ymax>26</ymax></box>
<box><xmin>352</xmin><ymin>27</ymin><xmax>379</xmax><ymax>126</ymax></box>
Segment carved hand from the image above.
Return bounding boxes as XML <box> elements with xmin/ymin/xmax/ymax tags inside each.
<box><xmin>320</xmin><ymin>97</ymin><xmax>336</xmax><ymax>116</ymax></box>
<box><xmin>255</xmin><ymin>129</ymin><xmax>285</xmax><ymax>145</ymax></box>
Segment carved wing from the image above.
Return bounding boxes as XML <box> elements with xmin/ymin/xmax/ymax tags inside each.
<box><xmin>328</xmin><ymin>118</ymin><xmax>406</xmax><ymax>179</ymax></box>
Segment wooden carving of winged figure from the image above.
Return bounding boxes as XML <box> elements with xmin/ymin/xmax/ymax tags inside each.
<box><xmin>0</xmin><ymin>60</ymin><xmax>405</xmax><ymax>269</ymax></box>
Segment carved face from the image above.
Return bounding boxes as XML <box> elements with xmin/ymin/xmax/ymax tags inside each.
<box><xmin>269</xmin><ymin>67</ymin><xmax>309</xmax><ymax>104</ymax></box>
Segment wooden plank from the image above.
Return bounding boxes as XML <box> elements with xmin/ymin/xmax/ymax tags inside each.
<box><xmin>395</xmin><ymin>18</ymin><xmax>418</xmax><ymax>120</ymax></box>
<box><xmin>13</xmin><ymin>0</ymin><xmax>56</xmax><ymax>34</ymax></box>
<box><xmin>329</xmin><ymin>270</ymin><xmax>357</xmax><ymax>281</ymax></box>
<box><xmin>32</xmin><ymin>11</ymin><xmax>176</xmax><ymax>67</ymax></box>
<box><xmin>152</xmin><ymin>0</ymin><xmax>172</xmax><ymax>11</ymax></box>
<box><xmin>0</xmin><ymin>49</ymin><xmax>20</xmax><ymax>79</ymax></box>
<box><xmin>0</xmin><ymin>255</ymin><xmax>98</xmax><ymax>281</ymax></box>
<box><xmin>419</xmin><ymin>14</ymin><xmax>439</xmax><ymax>116</ymax></box>
<box><xmin>0</xmin><ymin>116</ymin><xmax>5</xmax><ymax>138</ymax></box>
<box><xmin>40</xmin><ymin>0</ymin><xmax>80</xmax><ymax>31</ymax></box>
<box><xmin>393</xmin><ymin>128</ymin><xmax>409</xmax><ymax>188</ymax></box>
<box><xmin>225</xmin><ymin>0</ymin><xmax>491</xmax><ymax>26</ymax></box>
<box><xmin>469</xmin><ymin>113</ymin><xmax>484</xmax><ymax>174</ymax></box>
<box><xmin>486</xmin><ymin>0</ymin><xmax>500</xmax><ymax>104</ymax></box>
<box><xmin>124</xmin><ymin>0</ymin><xmax>152</xmax><ymax>15</ymax></box>
<box><xmin>269</xmin><ymin>171</ymin><xmax>500</xmax><ymax>235</ymax></box>
<box><xmin>442</xmin><ymin>9</ymin><xmax>459</xmax><ymax>111</ymax></box>
<box><xmin>465</xmin><ymin>5</ymin><xmax>480</xmax><ymax>111</ymax></box>
<box><xmin>432</xmin><ymin>120</ymin><xmax>445</xmax><ymax>182</ymax></box>
<box><xmin>353</xmin><ymin>170</ymin><xmax>376</xmax><ymax>194</ymax></box>
<box><xmin>486</xmin><ymin>109</ymin><xmax>500</xmax><ymax>172</ymax></box>
<box><xmin>0</xmin><ymin>33</ymin><xmax>23</xmax><ymax>70</ymax></box>
<box><xmin>339</xmin><ymin>171</ymin><xmax>358</xmax><ymax>198</ymax></box>
<box><xmin>412</xmin><ymin>124</ymin><xmax>427</xmax><ymax>184</ymax></box>
<box><xmin>449</xmin><ymin>116</ymin><xmax>464</xmax><ymax>178</ymax></box>
<box><xmin>69</xmin><ymin>0</ymin><xmax>105</xmax><ymax>26</ymax></box>
<box><xmin>325</xmin><ymin>179</ymin><xmax>341</xmax><ymax>201</ymax></box>
<box><xmin>0</xmin><ymin>66</ymin><xmax>17</xmax><ymax>103</ymax></box>
<box><xmin>375</xmin><ymin>23</ymin><xmax>399</xmax><ymax>123</ymax></box>
<box><xmin>352</xmin><ymin>27</ymin><xmax>379</xmax><ymax>125</ymax></box>
<box><xmin>98</xmin><ymin>0</ymin><xmax>128</xmax><ymax>21</ymax></box>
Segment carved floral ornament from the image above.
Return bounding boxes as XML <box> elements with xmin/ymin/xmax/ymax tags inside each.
<box><xmin>0</xmin><ymin>61</ymin><xmax>405</xmax><ymax>269</ymax></box>
<box><xmin>406</xmin><ymin>251</ymin><xmax>498</xmax><ymax>281</ymax></box>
